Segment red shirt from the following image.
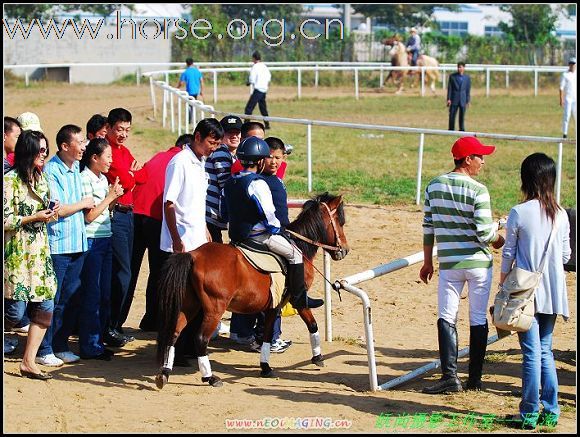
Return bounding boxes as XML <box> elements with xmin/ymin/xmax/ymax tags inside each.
<box><xmin>5</xmin><ymin>152</ymin><xmax>15</xmax><ymax>167</ymax></box>
<box><xmin>106</xmin><ymin>143</ymin><xmax>148</xmax><ymax>207</ymax></box>
<box><xmin>231</xmin><ymin>160</ymin><xmax>287</xmax><ymax>179</ymax></box>
<box><xmin>133</xmin><ymin>146</ymin><xmax>183</xmax><ymax>221</ymax></box>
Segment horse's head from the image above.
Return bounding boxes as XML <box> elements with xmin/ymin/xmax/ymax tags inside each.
<box><xmin>288</xmin><ymin>192</ymin><xmax>350</xmax><ymax>261</ymax></box>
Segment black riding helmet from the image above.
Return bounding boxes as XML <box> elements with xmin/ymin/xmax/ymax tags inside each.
<box><xmin>237</xmin><ymin>136</ymin><xmax>270</xmax><ymax>164</ymax></box>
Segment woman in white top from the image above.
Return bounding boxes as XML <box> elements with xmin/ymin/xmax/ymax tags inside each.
<box><xmin>79</xmin><ymin>138</ymin><xmax>123</xmax><ymax>360</ymax></box>
<box><xmin>500</xmin><ymin>152</ymin><xmax>571</xmax><ymax>429</ymax></box>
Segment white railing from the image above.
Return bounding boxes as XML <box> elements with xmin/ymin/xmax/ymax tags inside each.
<box><xmin>149</xmin><ymin>78</ymin><xmax>575</xmax><ymax>205</ymax></box>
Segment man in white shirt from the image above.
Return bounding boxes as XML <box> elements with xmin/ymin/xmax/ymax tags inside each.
<box><xmin>161</xmin><ymin>118</ymin><xmax>223</xmax><ymax>255</ymax></box>
<box><xmin>244</xmin><ymin>51</ymin><xmax>272</xmax><ymax>130</ymax></box>
<box><xmin>560</xmin><ymin>57</ymin><xmax>576</xmax><ymax>138</ymax></box>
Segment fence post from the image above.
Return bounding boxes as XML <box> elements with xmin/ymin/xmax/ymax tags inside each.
<box><xmin>534</xmin><ymin>69</ymin><xmax>538</xmax><ymax>97</ymax></box>
<box><xmin>416</xmin><ymin>133</ymin><xmax>425</xmax><ymax>205</ymax></box>
<box><xmin>486</xmin><ymin>68</ymin><xmax>490</xmax><ymax>97</ymax></box>
<box><xmin>505</xmin><ymin>70</ymin><xmax>509</xmax><ymax>89</ymax></box>
<box><xmin>379</xmin><ymin>66</ymin><xmax>384</xmax><ymax>88</ymax></box>
<box><xmin>165</xmin><ymin>72</ymin><xmax>169</xmax><ymax>85</ymax></box>
<box><xmin>354</xmin><ymin>68</ymin><xmax>359</xmax><ymax>100</ymax></box>
<box><xmin>177</xmin><ymin>95</ymin><xmax>182</xmax><ymax>136</ymax></box>
<box><xmin>162</xmin><ymin>89</ymin><xmax>167</xmax><ymax>128</ymax></box>
<box><xmin>136</xmin><ymin>67</ymin><xmax>141</xmax><ymax>86</ymax></box>
<box><xmin>170</xmin><ymin>91</ymin><xmax>175</xmax><ymax>133</ymax></box>
<box><xmin>315</xmin><ymin>65</ymin><xmax>319</xmax><ymax>87</ymax></box>
<box><xmin>556</xmin><ymin>141</ymin><xmax>563</xmax><ymax>203</ymax></box>
<box><xmin>442</xmin><ymin>68</ymin><xmax>446</xmax><ymax>90</ymax></box>
<box><xmin>149</xmin><ymin>76</ymin><xmax>157</xmax><ymax>119</ymax></box>
<box><xmin>213</xmin><ymin>70</ymin><xmax>218</xmax><ymax>104</ymax></box>
<box><xmin>297</xmin><ymin>68</ymin><xmax>302</xmax><ymax>99</ymax></box>
<box><xmin>420</xmin><ymin>67</ymin><xmax>425</xmax><ymax>97</ymax></box>
<box><xmin>25</xmin><ymin>71</ymin><xmax>29</xmax><ymax>87</ymax></box>
<box><xmin>307</xmin><ymin>123</ymin><xmax>312</xmax><ymax>192</ymax></box>
<box><xmin>324</xmin><ymin>251</ymin><xmax>332</xmax><ymax>342</ymax></box>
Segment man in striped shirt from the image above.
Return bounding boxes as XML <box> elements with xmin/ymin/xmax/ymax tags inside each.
<box><xmin>420</xmin><ymin>136</ymin><xmax>504</xmax><ymax>394</ymax></box>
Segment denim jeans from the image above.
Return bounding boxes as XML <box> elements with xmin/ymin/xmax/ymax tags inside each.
<box><xmin>5</xmin><ymin>298</ymin><xmax>54</xmax><ymax>325</ymax></box>
<box><xmin>38</xmin><ymin>252</ymin><xmax>87</xmax><ymax>356</ymax></box>
<box><xmin>79</xmin><ymin>237</ymin><xmax>112</xmax><ymax>357</ymax></box>
<box><xmin>231</xmin><ymin>311</ymin><xmax>282</xmax><ymax>341</ymax></box>
<box><xmin>517</xmin><ymin>313</ymin><xmax>559</xmax><ymax>422</ymax></box>
<box><xmin>110</xmin><ymin>209</ymin><xmax>134</xmax><ymax>331</ymax></box>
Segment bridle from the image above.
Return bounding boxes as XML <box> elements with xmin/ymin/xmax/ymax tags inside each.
<box><xmin>285</xmin><ymin>201</ymin><xmax>344</xmax><ymax>253</ymax></box>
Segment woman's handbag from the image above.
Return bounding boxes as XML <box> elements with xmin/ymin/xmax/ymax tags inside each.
<box><xmin>492</xmin><ymin>219</ymin><xmax>559</xmax><ymax>333</ymax></box>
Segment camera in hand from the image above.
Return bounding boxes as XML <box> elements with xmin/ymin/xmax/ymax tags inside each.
<box><xmin>48</xmin><ymin>200</ymin><xmax>57</xmax><ymax>210</ymax></box>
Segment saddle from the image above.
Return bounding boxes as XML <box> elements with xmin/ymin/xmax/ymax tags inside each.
<box><xmin>232</xmin><ymin>241</ymin><xmax>288</xmax><ymax>309</ymax></box>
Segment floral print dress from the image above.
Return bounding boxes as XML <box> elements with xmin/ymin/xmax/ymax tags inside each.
<box><xmin>3</xmin><ymin>170</ymin><xmax>57</xmax><ymax>302</ymax></box>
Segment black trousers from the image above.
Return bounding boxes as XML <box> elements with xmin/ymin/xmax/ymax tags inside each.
<box><xmin>449</xmin><ymin>105</ymin><xmax>467</xmax><ymax>131</ymax></box>
<box><xmin>121</xmin><ymin>214</ymin><xmax>163</xmax><ymax>329</ymax></box>
<box><xmin>244</xmin><ymin>90</ymin><xmax>269</xmax><ymax>118</ymax></box>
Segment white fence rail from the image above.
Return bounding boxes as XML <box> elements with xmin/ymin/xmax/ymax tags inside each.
<box><xmin>149</xmin><ymin>78</ymin><xmax>574</xmax><ymax>205</ymax></box>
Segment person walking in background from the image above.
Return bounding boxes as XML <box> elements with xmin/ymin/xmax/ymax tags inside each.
<box><xmin>500</xmin><ymin>153</ymin><xmax>571</xmax><ymax>430</ymax></box>
<box><xmin>177</xmin><ymin>57</ymin><xmax>204</xmax><ymax>122</ymax></box>
<box><xmin>127</xmin><ymin>134</ymin><xmax>191</xmax><ymax>332</ymax></box>
<box><xmin>244</xmin><ymin>51</ymin><xmax>272</xmax><ymax>130</ymax></box>
<box><xmin>38</xmin><ymin>124</ymin><xmax>94</xmax><ymax>367</ymax></box>
<box><xmin>560</xmin><ymin>57</ymin><xmax>576</xmax><ymax>139</ymax></box>
<box><xmin>3</xmin><ymin>116</ymin><xmax>21</xmax><ymax>174</ymax></box>
<box><xmin>406</xmin><ymin>27</ymin><xmax>421</xmax><ymax>67</ymax></box>
<box><xmin>447</xmin><ymin>62</ymin><xmax>471</xmax><ymax>132</ymax></box>
<box><xmin>420</xmin><ymin>136</ymin><xmax>504</xmax><ymax>394</ymax></box>
<box><xmin>4</xmin><ymin>130</ymin><xmax>59</xmax><ymax>379</ymax></box>
<box><xmin>103</xmin><ymin>108</ymin><xmax>147</xmax><ymax>347</ymax></box>
<box><xmin>78</xmin><ymin>138</ymin><xmax>124</xmax><ymax>361</ymax></box>
<box><xmin>205</xmin><ymin>115</ymin><xmax>243</xmax><ymax>243</ymax></box>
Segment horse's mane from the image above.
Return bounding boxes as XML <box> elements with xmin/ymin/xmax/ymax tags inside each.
<box><xmin>287</xmin><ymin>192</ymin><xmax>345</xmax><ymax>260</ymax></box>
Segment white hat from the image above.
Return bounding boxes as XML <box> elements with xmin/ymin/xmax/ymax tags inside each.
<box><xmin>410</xmin><ymin>27</ymin><xmax>417</xmax><ymax>33</ymax></box>
<box><xmin>17</xmin><ymin>112</ymin><xmax>43</xmax><ymax>132</ymax></box>
<box><xmin>569</xmin><ymin>57</ymin><xmax>576</xmax><ymax>64</ymax></box>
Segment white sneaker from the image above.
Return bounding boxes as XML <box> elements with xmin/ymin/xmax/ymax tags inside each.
<box><xmin>55</xmin><ymin>351</ymin><xmax>80</xmax><ymax>363</ymax></box>
<box><xmin>12</xmin><ymin>324</ymin><xmax>30</xmax><ymax>333</ymax></box>
<box><xmin>270</xmin><ymin>338</ymin><xmax>291</xmax><ymax>353</ymax></box>
<box><xmin>35</xmin><ymin>353</ymin><xmax>64</xmax><ymax>367</ymax></box>
<box><xmin>218</xmin><ymin>322</ymin><xmax>230</xmax><ymax>335</ymax></box>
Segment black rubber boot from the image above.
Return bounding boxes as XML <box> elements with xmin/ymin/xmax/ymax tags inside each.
<box><xmin>287</xmin><ymin>263</ymin><xmax>323</xmax><ymax>309</ymax></box>
<box><xmin>264</xmin><ymin>121</ymin><xmax>271</xmax><ymax>130</ymax></box>
<box><xmin>423</xmin><ymin>318</ymin><xmax>463</xmax><ymax>394</ymax></box>
<box><xmin>465</xmin><ymin>322</ymin><xmax>489</xmax><ymax>390</ymax></box>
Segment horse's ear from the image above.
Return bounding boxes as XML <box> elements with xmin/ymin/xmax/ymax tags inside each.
<box><xmin>329</xmin><ymin>194</ymin><xmax>343</xmax><ymax>209</ymax></box>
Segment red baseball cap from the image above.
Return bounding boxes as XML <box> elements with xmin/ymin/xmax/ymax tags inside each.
<box><xmin>451</xmin><ymin>136</ymin><xmax>496</xmax><ymax>160</ymax></box>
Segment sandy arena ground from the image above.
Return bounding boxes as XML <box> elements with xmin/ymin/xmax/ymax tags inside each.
<box><xmin>3</xmin><ymin>83</ymin><xmax>576</xmax><ymax>434</ymax></box>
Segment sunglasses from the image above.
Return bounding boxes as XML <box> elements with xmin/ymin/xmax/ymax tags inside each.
<box><xmin>39</xmin><ymin>147</ymin><xmax>48</xmax><ymax>155</ymax></box>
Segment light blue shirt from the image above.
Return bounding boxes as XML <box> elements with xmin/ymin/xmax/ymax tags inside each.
<box><xmin>180</xmin><ymin>67</ymin><xmax>203</xmax><ymax>97</ymax></box>
<box><xmin>44</xmin><ymin>154</ymin><xmax>88</xmax><ymax>254</ymax></box>
<box><xmin>501</xmin><ymin>200</ymin><xmax>571</xmax><ymax>319</ymax></box>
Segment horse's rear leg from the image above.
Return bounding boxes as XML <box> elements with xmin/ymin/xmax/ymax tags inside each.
<box><xmin>156</xmin><ymin>311</ymin><xmax>189</xmax><ymax>389</ymax></box>
<box><xmin>298</xmin><ymin>309</ymin><xmax>324</xmax><ymax>367</ymax></box>
<box><xmin>259</xmin><ymin>309</ymin><xmax>277</xmax><ymax>378</ymax></box>
<box><xmin>194</xmin><ymin>312</ymin><xmax>224</xmax><ymax>387</ymax></box>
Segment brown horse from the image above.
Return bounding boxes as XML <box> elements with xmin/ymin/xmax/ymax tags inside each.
<box><xmin>155</xmin><ymin>193</ymin><xmax>349</xmax><ymax>388</ymax></box>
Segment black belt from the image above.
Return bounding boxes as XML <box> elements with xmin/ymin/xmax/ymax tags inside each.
<box><xmin>114</xmin><ymin>204</ymin><xmax>133</xmax><ymax>213</ymax></box>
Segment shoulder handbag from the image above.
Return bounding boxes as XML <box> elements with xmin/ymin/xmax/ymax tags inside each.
<box><xmin>492</xmin><ymin>217</ymin><xmax>559</xmax><ymax>332</ymax></box>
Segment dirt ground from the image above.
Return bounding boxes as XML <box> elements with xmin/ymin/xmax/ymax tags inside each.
<box><xmin>3</xmin><ymin>83</ymin><xmax>576</xmax><ymax>434</ymax></box>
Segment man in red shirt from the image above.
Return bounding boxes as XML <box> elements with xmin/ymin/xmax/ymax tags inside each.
<box><xmin>123</xmin><ymin>134</ymin><xmax>192</xmax><ymax>332</ymax></box>
<box><xmin>104</xmin><ymin>108</ymin><xmax>148</xmax><ymax>346</ymax></box>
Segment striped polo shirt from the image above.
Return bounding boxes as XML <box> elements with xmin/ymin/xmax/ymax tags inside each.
<box><xmin>205</xmin><ymin>144</ymin><xmax>235</xmax><ymax>229</ymax></box>
<box><xmin>44</xmin><ymin>154</ymin><xmax>88</xmax><ymax>254</ymax></box>
<box><xmin>80</xmin><ymin>168</ymin><xmax>112</xmax><ymax>239</ymax></box>
<box><xmin>423</xmin><ymin>172</ymin><xmax>498</xmax><ymax>270</ymax></box>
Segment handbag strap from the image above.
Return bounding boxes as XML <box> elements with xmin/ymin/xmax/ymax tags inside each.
<box><xmin>537</xmin><ymin>213</ymin><xmax>560</xmax><ymax>274</ymax></box>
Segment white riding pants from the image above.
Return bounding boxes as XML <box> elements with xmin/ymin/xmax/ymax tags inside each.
<box><xmin>252</xmin><ymin>233</ymin><xmax>303</xmax><ymax>264</ymax></box>
<box><xmin>562</xmin><ymin>99</ymin><xmax>576</xmax><ymax>135</ymax></box>
<box><xmin>438</xmin><ymin>267</ymin><xmax>492</xmax><ymax>326</ymax></box>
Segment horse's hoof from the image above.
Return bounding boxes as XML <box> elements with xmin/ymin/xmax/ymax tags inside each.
<box><xmin>202</xmin><ymin>375</ymin><xmax>223</xmax><ymax>387</ymax></box>
<box><xmin>311</xmin><ymin>354</ymin><xmax>325</xmax><ymax>367</ymax></box>
<box><xmin>155</xmin><ymin>371</ymin><xmax>169</xmax><ymax>389</ymax></box>
<box><xmin>260</xmin><ymin>362</ymin><xmax>274</xmax><ymax>378</ymax></box>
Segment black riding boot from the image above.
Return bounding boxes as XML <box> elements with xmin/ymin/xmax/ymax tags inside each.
<box><xmin>287</xmin><ymin>263</ymin><xmax>323</xmax><ymax>309</ymax></box>
<box><xmin>423</xmin><ymin>318</ymin><xmax>463</xmax><ymax>394</ymax></box>
<box><xmin>465</xmin><ymin>322</ymin><xmax>489</xmax><ymax>390</ymax></box>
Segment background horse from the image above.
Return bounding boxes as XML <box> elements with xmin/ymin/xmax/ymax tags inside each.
<box><xmin>415</xmin><ymin>54</ymin><xmax>440</xmax><ymax>94</ymax></box>
<box><xmin>383</xmin><ymin>36</ymin><xmax>408</xmax><ymax>94</ymax></box>
<box><xmin>155</xmin><ymin>193</ymin><xmax>349</xmax><ymax>388</ymax></box>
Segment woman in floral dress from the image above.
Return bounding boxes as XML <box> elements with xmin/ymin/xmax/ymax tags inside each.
<box><xmin>4</xmin><ymin>130</ymin><xmax>59</xmax><ymax>380</ymax></box>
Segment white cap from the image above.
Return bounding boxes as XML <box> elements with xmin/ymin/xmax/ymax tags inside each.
<box><xmin>569</xmin><ymin>57</ymin><xmax>576</xmax><ymax>64</ymax></box>
<box><xmin>17</xmin><ymin>112</ymin><xmax>43</xmax><ymax>132</ymax></box>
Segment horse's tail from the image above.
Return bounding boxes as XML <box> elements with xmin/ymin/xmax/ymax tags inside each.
<box><xmin>156</xmin><ymin>252</ymin><xmax>194</xmax><ymax>366</ymax></box>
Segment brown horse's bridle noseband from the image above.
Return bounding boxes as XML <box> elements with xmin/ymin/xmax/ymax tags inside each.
<box><xmin>285</xmin><ymin>201</ymin><xmax>344</xmax><ymax>252</ymax></box>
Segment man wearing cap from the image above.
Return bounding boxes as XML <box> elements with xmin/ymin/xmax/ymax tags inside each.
<box><xmin>205</xmin><ymin>115</ymin><xmax>243</xmax><ymax>243</ymax></box>
<box><xmin>560</xmin><ymin>57</ymin><xmax>576</xmax><ymax>138</ymax></box>
<box><xmin>406</xmin><ymin>27</ymin><xmax>421</xmax><ymax>67</ymax></box>
<box><xmin>447</xmin><ymin>62</ymin><xmax>471</xmax><ymax>132</ymax></box>
<box><xmin>420</xmin><ymin>136</ymin><xmax>505</xmax><ymax>395</ymax></box>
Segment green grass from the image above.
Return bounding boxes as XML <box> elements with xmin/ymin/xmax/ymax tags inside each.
<box><xmin>207</xmin><ymin>92</ymin><xmax>576</xmax><ymax>214</ymax></box>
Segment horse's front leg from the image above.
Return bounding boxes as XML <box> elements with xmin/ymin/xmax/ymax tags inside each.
<box><xmin>156</xmin><ymin>311</ymin><xmax>188</xmax><ymax>389</ymax></box>
<box><xmin>195</xmin><ymin>312</ymin><xmax>223</xmax><ymax>387</ymax></box>
<box><xmin>259</xmin><ymin>309</ymin><xmax>278</xmax><ymax>378</ymax></box>
<box><xmin>298</xmin><ymin>309</ymin><xmax>324</xmax><ymax>367</ymax></box>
